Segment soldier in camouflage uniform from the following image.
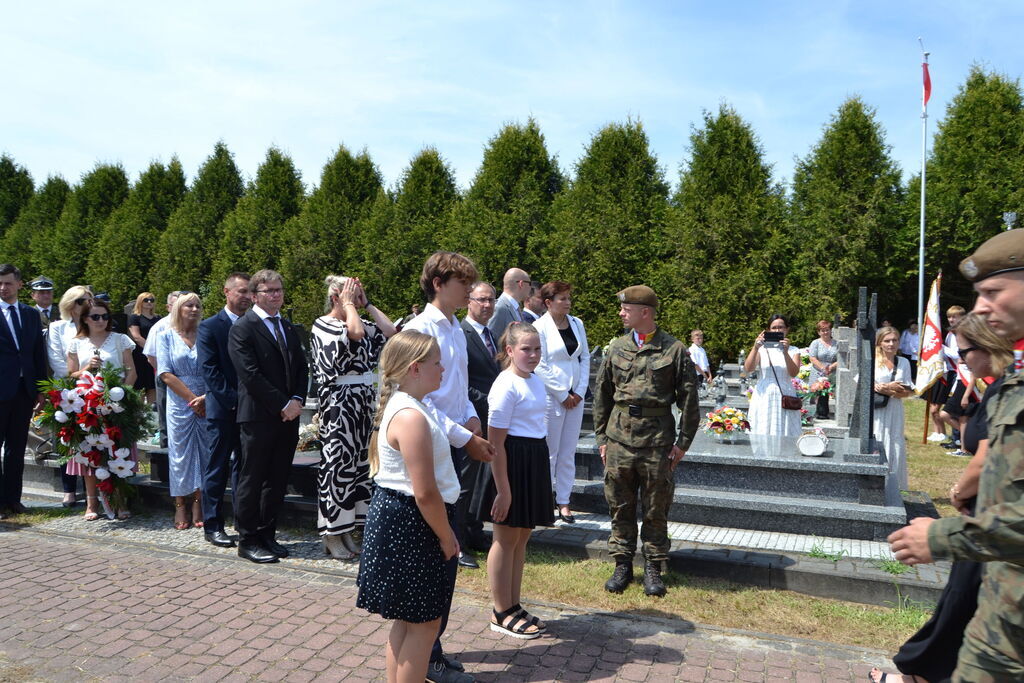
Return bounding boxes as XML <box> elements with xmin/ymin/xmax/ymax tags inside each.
<box><xmin>888</xmin><ymin>229</ymin><xmax>1024</xmax><ymax>681</ymax></box>
<box><xmin>593</xmin><ymin>285</ymin><xmax>699</xmax><ymax>596</ymax></box>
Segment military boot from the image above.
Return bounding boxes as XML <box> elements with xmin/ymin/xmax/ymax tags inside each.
<box><xmin>643</xmin><ymin>560</ymin><xmax>667</xmax><ymax>597</ymax></box>
<box><xmin>604</xmin><ymin>561</ymin><xmax>633</xmax><ymax>593</ymax></box>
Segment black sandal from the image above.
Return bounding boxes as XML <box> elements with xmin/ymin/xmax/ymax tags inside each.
<box><xmin>490</xmin><ymin>605</ymin><xmax>541</xmax><ymax>640</ymax></box>
<box><xmin>510</xmin><ymin>603</ymin><xmax>547</xmax><ymax>632</ymax></box>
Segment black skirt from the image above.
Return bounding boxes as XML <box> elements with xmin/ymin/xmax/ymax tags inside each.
<box><xmin>356</xmin><ymin>486</ymin><xmax>455</xmax><ymax>623</ymax></box>
<box><xmin>471</xmin><ymin>435</ymin><xmax>555</xmax><ymax>529</ymax></box>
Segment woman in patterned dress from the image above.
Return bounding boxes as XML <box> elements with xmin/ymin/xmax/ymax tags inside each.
<box><xmin>311</xmin><ymin>275</ymin><xmax>397</xmax><ymax>560</ymax></box>
<box><xmin>156</xmin><ymin>292</ymin><xmax>208</xmax><ymax>530</ymax></box>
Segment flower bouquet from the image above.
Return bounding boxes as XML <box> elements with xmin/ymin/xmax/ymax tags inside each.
<box><xmin>34</xmin><ymin>363</ymin><xmax>152</xmax><ymax>518</ymax></box>
<box><xmin>800</xmin><ymin>407</ymin><xmax>813</xmax><ymax>427</ymax></box>
<box><xmin>702</xmin><ymin>406</ymin><xmax>750</xmax><ymax>443</ymax></box>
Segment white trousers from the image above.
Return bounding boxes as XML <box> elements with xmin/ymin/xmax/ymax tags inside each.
<box><xmin>546</xmin><ymin>395</ymin><xmax>584</xmax><ymax>506</ymax></box>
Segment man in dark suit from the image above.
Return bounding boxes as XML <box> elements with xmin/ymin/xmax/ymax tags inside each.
<box><xmin>461</xmin><ymin>281</ymin><xmax>501</xmax><ymax>555</ymax></box>
<box><xmin>228</xmin><ymin>269</ymin><xmax>308</xmax><ymax>564</ymax></box>
<box><xmin>0</xmin><ymin>264</ymin><xmax>47</xmax><ymax>517</ymax></box>
<box><xmin>197</xmin><ymin>272</ymin><xmax>251</xmax><ymax>548</ymax></box>
<box><xmin>487</xmin><ymin>267</ymin><xmax>530</xmax><ymax>339</ymax></box>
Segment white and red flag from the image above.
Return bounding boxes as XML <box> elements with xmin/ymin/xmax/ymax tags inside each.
<box><xmin>915</xmin><ymin>272</ymin><xmax>944</xmax><ymax>395</ymax></box>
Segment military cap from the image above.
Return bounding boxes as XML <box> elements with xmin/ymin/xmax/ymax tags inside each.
<box><xmin>959</xmin><ymin>229</ymin><xmax>1024</xmax><ymax>282</ymax></box>
<box><xmin>94</xmin><ymin>292</ymin><xmax>111</xmax><ymax>303</ymax></box>
<box><xmin>616</xmin><ymin>285</ymin><xmax>658</xmax><ymax>309</ymax></box>
<box><xmin>29</xmin><ymin>277</ymin><xmax>54</xmax><ymax>290</ymax></box>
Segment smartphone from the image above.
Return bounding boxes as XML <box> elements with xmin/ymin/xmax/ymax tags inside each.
<box><xmin>763</xmin><ymin>331</ymin><xmax>784</xmax><ymax>344</ymax></box>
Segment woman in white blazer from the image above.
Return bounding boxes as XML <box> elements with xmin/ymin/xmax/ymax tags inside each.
<box><xmin>533</xmin><ymin>281</ymin><xmax>590</xmax><ymax>524</ymax></box>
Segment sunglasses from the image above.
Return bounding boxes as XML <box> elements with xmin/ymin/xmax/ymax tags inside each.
<box><xmin>959</xmin><ymin>345</ymin><xmax>981</xmax><ymax>357</ymax></box>
<box><xmin>143</xmin><ymin>297</ymin><xmax>155</xmax><ymax>303</ymax></box>
<box><xmin>87</xmin><ymin>313</ymin><xmax>110</xmax><ymax>321</ymax></box>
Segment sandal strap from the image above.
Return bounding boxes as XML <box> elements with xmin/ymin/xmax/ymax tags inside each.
<box><xmin>493</xmin><ymin>605</ymin><xmax>522</xmax><ymax>622</ymax></box>
<box><xmin>492</xmin><ymin>608</ymin><xmax>536</xmax><ymax>634</ymax></box>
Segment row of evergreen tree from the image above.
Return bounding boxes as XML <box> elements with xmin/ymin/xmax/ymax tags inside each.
<box><xmin>2</xmin><ymin>67</ymin><xmax>1022</xmax><ymax>360</ymax></box>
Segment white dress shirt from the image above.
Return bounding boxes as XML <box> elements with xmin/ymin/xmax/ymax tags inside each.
<box><xmin>143</xmin><ymin>316</ymin><xmax>171</xmax><ymax>359</ymax></box>
<box><xmin>404</xmin><ymin>303</ymin><xmax>477</xmax><ymax>448</ymax></box>
<box><xmin>688</xmin><ymin>343</ymin><xmax>710</xmax><ymax>373</ymax></box>
<box><xmin>224</xmin><ymin>306</ymin><xmax>241</xmax><ymax>324</ymax></box>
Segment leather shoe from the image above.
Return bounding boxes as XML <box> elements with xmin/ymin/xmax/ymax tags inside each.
<box><xmin>457</xmin><ymin>552</ymin><xmax>479</xmax><ymax>569</ymax></box>
<box><xmin>7</xmin><ymin>502</ymin><xmax>28</xmax><ymax>514</ymax></box>
<box><xmin>262</xmin><ymin>537</ymin><xmax>290</xmax><ymax>558</ymax></box>
<box><xmin>205</xmin><ymin>530</ymin><xmax>236</xmax><ymax>548</ymax></box>
<box><xmin>238</xmin><ymin>542</ymin><xmax>278</xmax><ymax>564</ymax></box>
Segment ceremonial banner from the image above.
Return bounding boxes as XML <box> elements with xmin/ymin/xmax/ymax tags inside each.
<box><xmin>922</xmin><ymin>61</ymin><xmax>932</xmax><ymax>107</ymax></box>
<box><xmin>915</xmin><ymin>272</ymin><xmax>943</xmax><ymax>395</ymax></box>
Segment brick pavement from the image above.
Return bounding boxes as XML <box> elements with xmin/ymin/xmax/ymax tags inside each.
<box><xmin>0</xmin><ymin>528</ymin><xmax>891</xmax><ymax>682</ymax></box>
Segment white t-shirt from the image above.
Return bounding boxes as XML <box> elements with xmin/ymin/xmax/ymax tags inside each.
<box><xmin>487</xmin><ymin>370</ymin><xmax>547</xmax><ymax>438</ymax></box>
<box><xmin>143</xmin><ymin>316</ymin><xmax>170</xmax><ymax>358</ymax></box>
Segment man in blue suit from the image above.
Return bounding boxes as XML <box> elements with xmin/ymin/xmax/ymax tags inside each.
<box><xmin>0</xmin><ymin>264</ymin><xmax>47</xmax><ymax>518</ymax></box>
<box><xmin>196</xmin><ymin>272</ymin><xmax>251</xmax><ymax>547</ymax></box>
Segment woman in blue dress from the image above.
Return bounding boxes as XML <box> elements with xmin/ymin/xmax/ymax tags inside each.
<box><xmin>157</xmin><ymin>292</ymin><xmax>209</xmax><ymax>530</ymax></box>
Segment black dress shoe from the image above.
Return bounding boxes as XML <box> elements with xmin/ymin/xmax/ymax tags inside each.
<box><xmin>7</xmin><ymin>502</ymin><xmax>28</xmax><ymax>514</ymax></box>
<box><xmin>262</xmin><ymin>538</ymin><xmax>290</xmax><ymax>558</ymax></box>
<box><xmin>205</xmin><ymin>530</ymin><xmax>236</xmax><ymax>548</ymax></box>
<box><xmin>457</xmin><ymin>552</ymin><xmax>479</xmax><ymax>569</ymax></box>
<box><xmin>238</xmin><ymin>543</ymin><xmax>278</xmax><ymax>564</ymax></box>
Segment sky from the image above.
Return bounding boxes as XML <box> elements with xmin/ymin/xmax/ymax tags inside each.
<box><xmin>3</xmin><ymin>1</ymin><xmax>1023</xmax><ymax>193</ymax></box>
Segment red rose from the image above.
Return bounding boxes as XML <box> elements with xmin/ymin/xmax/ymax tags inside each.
<box><xmin>105</xmin><ymin>425</ymin><xmax>122</xmax><ymax>443</ymax></box>
<box><xmin>96</xmin><ymin>479</ymin><xmax>114</xmax><ymax>494</ymax></box>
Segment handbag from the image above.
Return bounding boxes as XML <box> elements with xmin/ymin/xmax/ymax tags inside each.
<box><xmin>873</xmin><ymin>366</ymin><xmax>896</xmax><ymax>408</ymax></box>
<box><xmin>767</xmin><ymin>349</ymin><xmax>802</xmax><ymax>411</ymax></box>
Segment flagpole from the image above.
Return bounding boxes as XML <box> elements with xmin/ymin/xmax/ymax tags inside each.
<box><xmin>917</xmin><ymin>39</ymin><xmax>930</xmax><ymax>332</ymax></box>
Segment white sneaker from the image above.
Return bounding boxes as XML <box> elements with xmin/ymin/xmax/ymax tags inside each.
<box><xmin>927</xmin><ymin>433</ymin><xmax>946</xmax><ymax>442</ymax></box>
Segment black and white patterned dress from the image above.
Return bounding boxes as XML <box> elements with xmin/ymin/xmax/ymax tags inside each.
<box><xmin>310</xmin><ymin>315</ymin><xmax>386</xmax><ymax>536</ymax></box>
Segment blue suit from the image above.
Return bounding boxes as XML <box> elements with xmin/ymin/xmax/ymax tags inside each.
<box><xmin>197</xmin><ymin>309</ymin><xmax>241</xmax><ymax>531</ymax></box>
<box><xmin>0</xmin><ymin>301</ymin><xmax>47</xmax><ymax>509</ymax></box>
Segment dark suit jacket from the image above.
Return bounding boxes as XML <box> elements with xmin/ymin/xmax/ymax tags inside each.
<box><xmin>198</xmin><ymin>309</ymin><xmax>239</xmax><ymax>421</ymax></box>
<box><xmin>0</xmin><ymin>302</ymin><xmax>47</xmax><ymax>401</ymax></box>
<box><xmin>228</xmin><ymin>309</ymin><xmax>308</xmax><ymax>424</ymax></box>
<box><xmin>461</xmin><ymin>318</ymin><xmax>501</xmax><ymax>431</ymax></box>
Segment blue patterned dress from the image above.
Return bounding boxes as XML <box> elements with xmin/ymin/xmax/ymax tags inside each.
<box><xmin>157</xmin><ymin>330</ymin><xmax>208</xmax><ymax>496</ymax></box>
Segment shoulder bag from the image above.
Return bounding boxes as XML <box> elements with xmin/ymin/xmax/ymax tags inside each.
<box><xmin>873</xmin><ymin>365</ymin><xmax>896</xmax><ymax>408</ymax></box>
<box><xmin>767</xmin><ymin>348</ymin><xmax>803</xmax><ymax>411</ymax></box>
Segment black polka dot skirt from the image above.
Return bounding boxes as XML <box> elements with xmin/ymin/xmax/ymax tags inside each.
<box><xmin>471</xmin><ymin>435</ymin><xmax>555</xmax><ymax>529</ymax></box>
<box><xmin>356</xmin><ymin>485</ymin><xmax>455</xmax><ymax>623</ymax></box>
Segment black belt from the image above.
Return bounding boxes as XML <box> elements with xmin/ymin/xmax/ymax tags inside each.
<box><xmin>615</xmin><ymin>403</ymin><xmax>671</xmax><ymax>418</ymax></box>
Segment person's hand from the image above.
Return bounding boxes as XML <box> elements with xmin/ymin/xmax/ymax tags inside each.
<box><xmin>465</xmin><ymin>434</ymin><xmax>494</xmax><ymax>462</ymax></box>
<box><xmin>464</xmin><ymin>416</ymin><xmax>482</xmax><ymax>437</ymax></box>
<box><xmin>599</xmin><ymin>444</ymin><xmax>607</xmax><ymax>466</ymax></box>
<box><xmin>33</xmin><ymin>393</ymin><xmax>46</xmax><ymax>411</ymax></box>
<box><xmin>87</xmin><ymin>355</ymin><xmax>101</xmax><ymax>371</ymax></box>
<box><xmin>829</xmin><ymin>362</ymin><xmax>838</xmax><ymax>373</ymax></box>
<box><xmin>339</xmin><ymin>278</ymin><xmax>358</xmax><ymax>307</ymax></box>
<box><xmin>669</xmin><ymin>445</ymin><xmax>686</xmax><ymax>470</ymax></box>
<box><xmin>491</xmin><ymin>490</ymin><xmax>512</xmax><ymax>523</ymax></box>
<box><xmin>188</xmin><ymin>394</ymin><xmax>206</xmax><ymax>418</ymax></box>
<box><xmin>887</xmin><ymin>517</ymin><xmax>935</xmax><ymax>566</ymax></box>
<box><xmin>781</xmin><ymin>337</ymin><xmax>791</xmax><ymax>352</ymax></box>
<box><xmin>281</xmin><ymin>399</ymin><xmax>302</xmax><ymax>422</ymax></box>
<box><xmin>754</xmin><ymin>331</ymin><xmax>765</xmax><ymax>348</ymax></box>
<box><xmin>440</xmin><ymin>528</ymin><xmax>459</xmax><ymax>561</ymax></box>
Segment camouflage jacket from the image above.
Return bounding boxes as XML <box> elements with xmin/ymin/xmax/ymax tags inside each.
<box><xmin>928</xmin><ymin>364</ymin><xmax>1024</xmax><ymax>633</ymax></box>
<box><xmin>593</xmin><ymin>327</ymin><xmax>700</xmax><ymax>451</ymax></box>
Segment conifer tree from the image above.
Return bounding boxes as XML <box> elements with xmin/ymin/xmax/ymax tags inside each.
<box><xmin>149</xmin><ymin>142</ymin><xmax>243</xmax><ymax>299</ymax></box>
<box><xmin>279</xmin><ymin>146</ymin><xmax>382</xmax><ymax>324</ymax></box>
<box><xmin>542</xmin><ymin>121</ymin><xmax>670</xmax><ymax>345</ymax></box>
<box><xmin>1</xmin><ymin>176</ymin><xmax>69</xmax><ymax>273</ymax></box>
<box><xmin>903</xmin><ymin>66</ymin><xmax>1024</xmax><ymax>308</ymax></box>
<box><xmin>86</xmin><ymin>159</ymin><xmax>187</xmax><ymax>306</ymax></box>
<box><xmin>655</xmin><ymin>105</ymin><xmax>787</xmax><ymax>359</ymax></box>
<box><xmin>209</xmin><ymin>147</ymin><xmax>304</xmax><ymax>310</ymax></box>
<box><xmin>443</xmin><ymin>119</ymin><xmax>563</xmax><ymax>281</ymax></box>
<box><xmin>789</xmin><ymin>97</ymin><xmax>904</xmax><ymax>327</ymax></box>
<box><xmin>37</xmin><ymin>164</ymin><xmax>129</xmax><ymax>290</ymax></box>
<box><xmin>0</xmin><ymin>154</ymin><xmax>34</xmax><ymax>240</ymax></box>
<box><xmin>357</xmin><ymin>148</ymin><xmax>460</xmax><ymax>317</ymax></box>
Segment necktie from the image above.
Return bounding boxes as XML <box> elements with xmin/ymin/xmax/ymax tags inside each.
<box><xmin>4</xmin><ymin>303</ymin><xmax>21</xmax><ymax>350</ymax></box>
<box><xmin>270</xmin><ymin>316</ymin><xmax>291</xmax><ymax>390</ymax></box>
<box><xmin>482</xmin><ymin>327</ymin><xmax>497</xmax><ymax>358</ymax></box>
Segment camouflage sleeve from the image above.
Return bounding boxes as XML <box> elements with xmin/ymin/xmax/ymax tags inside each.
<box><xmin>674</xmin><ymin>345</ymin><xmax>700</xmax><ymax>451</ymax></box>
<box><xmin>927</xmin><ymin>495</ymin><xmax>1024</xmax><ymax>565</ymax></box>
<box><xmin>593</xmin><ymin>352</ymin><xmax>614</xmax><ymax>447</ymax></box>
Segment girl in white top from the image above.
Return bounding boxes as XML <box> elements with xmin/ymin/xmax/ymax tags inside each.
<box><xmin>355</xmin><ymin>331</ymin><xmax>459</xmax><ymax>683</ymax></box>
<box><xmin>480</xmin><ymin>322</ymin><xmax>553</xmax><ymax>640</ymax></box>
<box><xmin>744</xmin><ymin>314</ymin><xmax>801</xmax><ymax>437</ymax></box>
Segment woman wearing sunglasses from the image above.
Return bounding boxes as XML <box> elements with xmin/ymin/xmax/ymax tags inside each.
<box><xmin>128</xmin><ymin>292</ymin><xmax>159</xmax><ymax>404</ymax></box>
<box><xmin>66</xmin><ymin>299</ymin><xmax>137</xmax><ymax>521</ymax></box>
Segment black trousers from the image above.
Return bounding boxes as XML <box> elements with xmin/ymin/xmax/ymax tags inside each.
<box><xmin>235</xmin><ymin>419</ymin><xmax>299</xmax><ymax>544</ymax></box>
<box><xmin>0</xmin><ymin>385</ymin><xmax>33</xmax><ymax>508</ymax></box>
<box><xmin>201</xmin><ymin>417</ymin><xmax>240</xmax><ymax>531</ymax></box>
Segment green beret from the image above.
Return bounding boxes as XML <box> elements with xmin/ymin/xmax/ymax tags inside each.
<box><xmin>959</xmin><ymin>229</ymin><xmax>1024</xmax><ymax>282</ymax></box>
<box><xmin>617</xmin><ymin>285</ymin><xmax>658</xmax><ymax>309</ymax></box>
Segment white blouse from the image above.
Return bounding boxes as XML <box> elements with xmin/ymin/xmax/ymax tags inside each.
<box><xmin>67</xmin><ymin>332</ymin><xmax>135</xmax><ymax>378</ymax></box>
<box><xmin>487</xmin><ymin>370</ymin><xmax>548</xmax><ymax>439</ymax></box>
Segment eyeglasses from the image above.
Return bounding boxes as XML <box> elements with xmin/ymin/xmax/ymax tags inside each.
<box><xmin>959</xmin><ymin>345</ymin><xmax>981</xmax><ymax>357</ymax></box>
<box><xmin>256</xmin><ymin>288</ymin><xmax>283</xmax><ymax>296</ymax></box>
<box><xmin>143</xmin><ymin>297</ymin><xmax>155</xmax><ymax>303</ymax></box>
<box><xmin>87</xmin><ymin>313</ymin><xmax>110</xmax><ymax>321</ymax></box>
<box><xmin>75</xmin><ymin>297</ymin><xmax>91</xmax><ymax>306</ymax></box>
<box><xmin>469</xmin><ymin>297</ymin><xmax>496</xmax><ymax>304</ymax></box>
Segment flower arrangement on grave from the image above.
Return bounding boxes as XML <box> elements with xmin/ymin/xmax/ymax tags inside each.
<box><xmin>800</xmin><ymin>407</ymin><xmax>813</xmax><ymax>427</ymax></box>
<box><xmin>791</xmin><ymin>377</ymin><xmax>809</xmax><ymax>395</ymax></box>
<box><xmin>34</xmin><ymin>363</ymin><xmax>151</xmax><ymax>516</ymax></box>
<box><xmin>702</xmin><ymin>406</ymin><xmax>750</xmax><ymax>435</ymax></box>
<box><xmin>297</xmin><ymin>414</ymin><xmax>322</xmax><ymax>452</ymax></box>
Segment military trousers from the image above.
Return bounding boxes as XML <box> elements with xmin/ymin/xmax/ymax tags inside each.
<box><xmin>602</xmin><ymin>440</ymin><xmax>674</xmax><ymax>562</ymax></box>
<box><xmin>953</xmin><ymin>615</ymin><xmax>1024</xmax><ymax>682</ymax></box>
